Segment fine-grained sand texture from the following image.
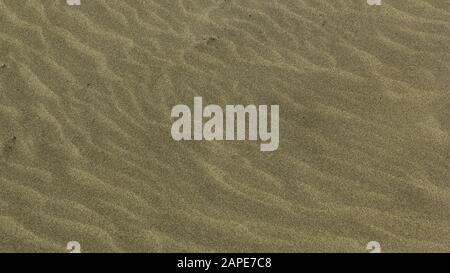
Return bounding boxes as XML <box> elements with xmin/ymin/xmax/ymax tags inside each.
<box><xmin>0</xmin><ymin>0</ymin><xmax>449</xmax><ymax>252</ymax></box>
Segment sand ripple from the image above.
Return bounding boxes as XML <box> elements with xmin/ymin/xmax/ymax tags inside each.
<box><xmin>0</xmin><ymin>0</ymin><xmax>449</xmax><ymax>252</ymax></box>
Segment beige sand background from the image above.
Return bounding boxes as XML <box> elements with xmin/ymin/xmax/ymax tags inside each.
<box><xmin>0</xmin><ymin>0</ymin><xmax>449</xmax><ymax>252</ymax></box>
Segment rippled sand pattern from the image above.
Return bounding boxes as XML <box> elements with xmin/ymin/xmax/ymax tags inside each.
<box><xmin>0</xmin><ymin>0</ymin><xmax>449</xmax><ymax>252</ymax></box>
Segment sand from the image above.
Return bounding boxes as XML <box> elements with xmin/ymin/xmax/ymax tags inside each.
<box><xmin>0</xmin><ymin>0</ymin><xmax>449</xmax><ymax>253</ymax></box>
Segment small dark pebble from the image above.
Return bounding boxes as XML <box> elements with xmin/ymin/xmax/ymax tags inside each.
<box><xmin>4</xmin><ymin>137</ymin><xmax>15</xmax><ymax>150</ymax></box>
<box><xmin>0</xmin><ymin>64</ymin><xmax>6</xmax><ymax>69</ymax></box>
<box><xmin>205</xmin><ymin>37</ymin><xmax>218</xmax><ymax>45</ymax></box>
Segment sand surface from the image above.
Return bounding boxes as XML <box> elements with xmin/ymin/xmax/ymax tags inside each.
<box><xmin>0</xmin><ymin>0</ymin><xmax>449</xmax><ymax>252</ymax></box>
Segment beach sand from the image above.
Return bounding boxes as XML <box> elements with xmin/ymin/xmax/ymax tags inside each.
<box><xmin>0</xmin><ymin>0</ymin><xmax>449</xmax><ymax>252</ymax></box>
